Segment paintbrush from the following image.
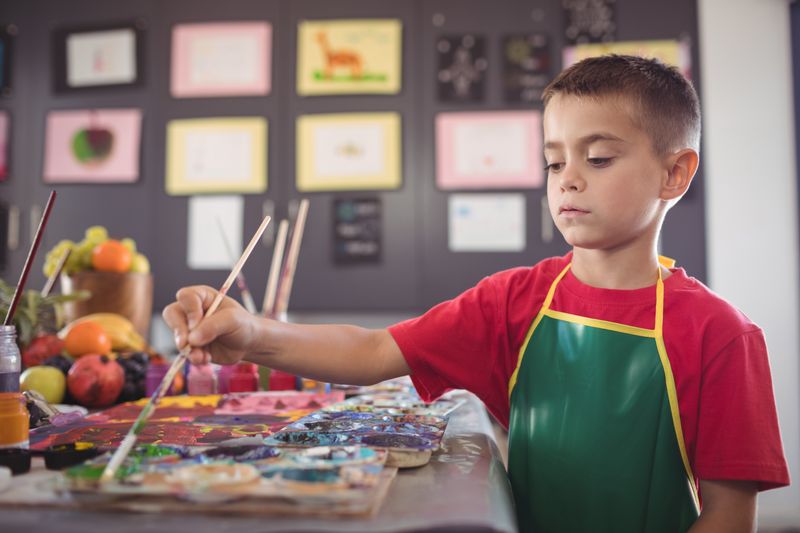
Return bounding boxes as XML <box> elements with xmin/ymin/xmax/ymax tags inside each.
<box><xmin>273</xmin><ymin>198</ymin><xmax>309</xmax><ymax>318</ymax></box>
<box><xmin>40</xmin><ymin>247</ymin><xmax>71</xmax><ymax>298</ymax></box>
<box><xmin>262</xmin><ymin>218</ymin><xmax>289</xmax><ymax>317</ymax></box>
<box><xmin>215</xmin><ymin>216</ymin><xmax>258</xmax><ymax>314</ymax></box>
<box><xmin>4</xmin><ymin>191</ymin><xmax>57</xmax><ymax>325</ymax></box>
<box><xmin>99</xmin><ymin>214</ymin><xmax>272</xmax><ymax>485</ymax></box>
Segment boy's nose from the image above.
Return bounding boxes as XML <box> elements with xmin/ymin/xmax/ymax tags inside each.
<box><xmin>559</xmin><ymin>165</ymin><xmax>585</xmax><ymax>192</ymax></box>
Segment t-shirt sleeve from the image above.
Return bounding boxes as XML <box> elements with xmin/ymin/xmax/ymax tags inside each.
<box><xmin>388</xmin><ymin>275</ymin><xmax>511</xmax><ymax>424</ymax></box>
<box><xmin>693</xmin><ymin>329</ymin><xmax>790</xmax><ymax>490</ymax></box>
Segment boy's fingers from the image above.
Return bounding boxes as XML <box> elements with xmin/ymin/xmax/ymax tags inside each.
<box><xmin>176</xmin><ymin>285</ymin><xmax>219</xmax><ymax>330</ymax></box>
<box><xmin>162</xmin><ymin>303</ymin><xmax>188</xmax><ymax>348</ymax></box>
<box><xmin>187</xmin><ymin>348</ymin><xmax>210</xmax><ymax>365</ymax></box>
<box><xmin>187</xmin><ymin>314</ymin><xmax>225</xmax><ymax>348</ymax></box>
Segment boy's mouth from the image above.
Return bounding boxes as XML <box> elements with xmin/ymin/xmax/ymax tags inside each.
<box><xmin>559</xmin><ymin>205</ymin><xmax>589</xmax><ymax>217</ymax></box>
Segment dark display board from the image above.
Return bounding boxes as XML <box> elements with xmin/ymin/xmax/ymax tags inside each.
<box><xmin>0</xmin><ymin>0</ymin><xmax>704</xmax><ymax>315</ymax></box>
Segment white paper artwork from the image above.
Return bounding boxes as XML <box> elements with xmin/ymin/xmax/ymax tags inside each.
<box><xmin>448</xmin><ymin>193</ymin><xmax>526</xmax><ymax>252</ymax></box>
<box><xmin>312</xmin><ymin>124</ymin><xmax>384</xmax><ymax>179</ymax></box>
<box><xmin>67</xmin><ymin>29</ymin><xmax>137</xmax><ymax>87</ymax></box>
<box><xmin>188</xmin><ymin>195</ymin><xmax>244</xmax><ymax>269</ymax></box>
<box><xmin>184</xmin><ymin>130</ymin><xmax>253</xmax><ymax>183</ymax></box>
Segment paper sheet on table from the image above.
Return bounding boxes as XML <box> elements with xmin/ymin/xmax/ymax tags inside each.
<box><xmin>187</xmin><ymin>195</ymin><xmax>243</xmax><ymax>269</ymax></box>
<box><xmin>448</xmin><ymin>193</ymin><xmax>526</xmax><ymax>252</ymax></box>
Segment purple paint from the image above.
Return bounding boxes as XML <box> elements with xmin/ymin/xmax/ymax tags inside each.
<box><xmin>0</xmin><ymin>371</ymin><xmax>19</xmax><ymax>393</ymax></box>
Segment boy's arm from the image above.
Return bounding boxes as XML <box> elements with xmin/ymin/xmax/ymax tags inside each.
<box><xmin>163</xmin><ymin>285</ymin><xmax>410</xmax><ymax>386</ymax></box>
<box><xmin>688</xmin><ymin>480</ymin><xmax>757</xmax><ymax>533</ymax></box>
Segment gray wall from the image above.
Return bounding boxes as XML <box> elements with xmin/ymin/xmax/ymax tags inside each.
<box><xmin>0</xmin><ymin>0</ymin><xmax>705</xmax><ymax>314</ymax></box>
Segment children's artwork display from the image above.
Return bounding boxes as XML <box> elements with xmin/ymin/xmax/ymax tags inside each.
<box><xmin>562</xmin><ymin>0</ymin><xmax>617</xmax><ymax>44</ymax></box>
<box><xmin>187</xmin><ymin>195</ymin><xmax>243</xmax><ymax>270</ymax></box>
<box><xmin>0</xmin><ymin>25</ymin><xmax>13</xmax><ymax>96</ymax></box>
<box><xmin>165</xmin><ymin>117</ymin><xmax>267</xmax><ymax>195</ymax></box>
<box><xmin>436</xmin><ymin>34</ymin><xmax>488</xmax><ymax>103</ymax></box>
<box><xmin>297</xmin><ymin>19</ymin><xmax>402</xmax><ymax>96</ymax></box>
<box><xmin>436</xmin><ymin>111</ymin><xmax>543</xmax><ymax>190</ymax></box>
<box><xmin>333</xmin><ymin>197</ymin><xmax>381</xmax><ymax>265</ymax></box>
<box><xmin>43</xmin><ymin>108</ymin><xmax>142</xmax><ymax>183</ymax></box>
<box><xmin>296</xmin><ymin>113</ymin><xmax>401</xmax><ymax>192</ymax></box>
<box><xmin>53</xmin><ymin>21</ymin><xmax>144</xmax><ymax>92</ymax></box>
<box><xmin>563</xmin><ymin>39</ymin><xmax>692</xmax><ymax>80</ymax></box>
<box><xmin>502</xmin><ymin>34</ymin><xmax>551</xmax><ymax>103</ymax></box>
<box><xmin>171</xmin><ymin>22</ymin><xmax>272</xmax><ymax>97</ymax></box>
<box><xmin>29</xmin><ymin>392</ymin><xmax>345</xmax><ymax>450</ymax></box>
<box><xmin>448</xmin><ymin>193</ymin><xmax>526</xmax><ymax>252</ymax></box>
<box><xmin>0</xmin><ymin>110</ymin><xmax>8</xmax><ymax>180</ymax></box>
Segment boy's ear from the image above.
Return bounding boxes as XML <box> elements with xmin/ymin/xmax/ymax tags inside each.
<box><xmin>661</xmin><ymin>148</ymin><xmax>699</xmax><ymax>201</ymax></box>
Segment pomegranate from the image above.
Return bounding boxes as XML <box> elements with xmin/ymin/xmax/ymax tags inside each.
<box><xmin>67</xmin><ymin>354</ymin><xmax>125</xmax><ymax>407</ymax></box>
<box><xmin>22</xmin><ymin>334</ymin><xmax>65</xmax><ymax>368</ymax></box>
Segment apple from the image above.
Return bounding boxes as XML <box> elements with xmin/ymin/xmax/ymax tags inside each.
<box><xmin>20</xmin><ymin>365</ymin><xmax>66</xmax><ymax>404</ymax></box>
<box><xmin>71</xmin><ymin>127</ymin><xmax>114</xmax><ymax>164</ymax></box>
<box><xmin>67</xmin><ymin>354</ymin><xmax>124</xmax><ymax>408</ymax></box>
<box><xmin>22</xmin><ymin>334</ymin><xmax>65</xmax><ymax>368</ymax></box>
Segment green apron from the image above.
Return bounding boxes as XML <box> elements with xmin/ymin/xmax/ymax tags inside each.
<box><xmin>507</xmin><ymin>262</ymin><xmax>700</xmax><ymax>532</ymax></box>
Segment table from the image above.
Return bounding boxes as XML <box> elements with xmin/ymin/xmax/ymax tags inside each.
<box><xmin>1</xmin><ymin>392</ymin><xmax>518</xmax><ymax>533</ymax></box>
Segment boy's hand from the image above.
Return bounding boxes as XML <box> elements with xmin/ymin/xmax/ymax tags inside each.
<box><xmin>162</xmin><ymin>285</ymin><xmax>261</xmax><ymax>366</ymax></box>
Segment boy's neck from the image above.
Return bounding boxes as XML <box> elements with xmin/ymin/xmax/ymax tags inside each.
<box><xmin>570</xmin><ymin>246</ymin><xmax>669</xmax><ymax>290</ymax></box>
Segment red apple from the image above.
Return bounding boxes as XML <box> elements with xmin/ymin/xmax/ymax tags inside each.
<box><xmin>67</xmin><ymin>354</ymin><xmax>125</xmax><ymax>407</ymax></box>
<box><xmin>22</xmin><ymin>334</ymin><xmax>65</xmax><ymax>368</ymax></box>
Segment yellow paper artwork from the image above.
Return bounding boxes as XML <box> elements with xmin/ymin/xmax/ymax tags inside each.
<box><xmin>296</xmin><ymin>113</ymin><xmax>401</xmax><ymax>192</ymax></box>
<box><xmin>563</xmin><ymin>39</ymin><xmax>692</xmax><ymax>79</ymax></box>
<box><xmin>166</xmin><ymin>117</ymin><xmax>267</xmax><ymax>195</ymax></box>
<box><xmin>297</xmin><ymin>19</ymin><xmax>402</xmax><ymax>96</ymax></box>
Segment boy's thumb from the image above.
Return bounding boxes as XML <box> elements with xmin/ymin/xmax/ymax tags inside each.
<box><xmin>187</xmin><ymin>318</ymin><xmax>218</xmax><ymax>347</ymax></box>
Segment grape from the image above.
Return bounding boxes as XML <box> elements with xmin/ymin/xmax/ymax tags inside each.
<box><xmin>84</xmin><ymin>226</ymin><xmax>108</xmax><ymax>243</ymax></box>
<box><xmin>43</xmin><ymin>354</ymin><xmax>73</xmax><ymax>375</ymax></box>
<box><xmin>121</xmin><ymin>238</ymin><xmax>137</xmax><ymax>254</ymax></box>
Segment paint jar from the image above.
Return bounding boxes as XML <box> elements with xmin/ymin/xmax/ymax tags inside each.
<box><xmin>0</xmin><ymin>392</ymin><xmax>29</xmax><ymax>449</ymax></box>
<box><xmin>145</xmin><ymin>363</ymin><xmax>175</xmax><ymax>397</ymax></box>
<box><xmin>217</xmin><ymin>364</ymin><xmax>236</xmax><ymax>394</ymax></box>
<box><xmin>0</xmin><ymin>326</ymin><xmax>21</xmax><ymax>393</ymax></box>
<box><xmin>269</xmin><ymin>369</ymin><xmax>297</xmax><ymax>391</ymax></box>
<box><xmin>298</xmin><ymin>378</ymin><xmax>331</xmax><ymax>394</ymax></box>
<box><xmin>187</xmin><ymin>363</ymin><xmax>218</xmax><ymax>395</ymax></box>
<box><xmin>228</xmin><ymin>363</ymin><xmax>259</xmax><ymax>393</ymax></box>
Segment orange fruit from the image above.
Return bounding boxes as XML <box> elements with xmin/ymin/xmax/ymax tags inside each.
<box><xmin>91</xmin><ymin>239</ymin><xmax>132</xmax><ymax>273</ymax></box>
<box><xmin>64</xmin><ymin>321</ymin><xmax>112</xmax><ymax>357</ymax></box>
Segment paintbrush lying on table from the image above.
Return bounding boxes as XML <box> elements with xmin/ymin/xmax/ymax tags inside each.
<box><xmin>99</xmin><ymin>214</ymin><xmax>272</xmax><ymax>485</ymax></box>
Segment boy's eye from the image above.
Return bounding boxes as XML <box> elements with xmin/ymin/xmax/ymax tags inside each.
<box><xmin>544</xmin><ymin>162</ymin><xmax>564</xmax><ymax>173</ymax></box>
<box><xmin>587</xmin><ymin>157</ymin><xmax>613</xmax><ymax>167</ymax></box>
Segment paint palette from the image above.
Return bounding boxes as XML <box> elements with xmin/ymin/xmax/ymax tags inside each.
<box><xmin>61</xmin><ymin>443</ymin><xmax>393</xmax><ymax>515</ymax></box>
<box><xmin>266</xmin><ymin>410</ymin><xmax>449</xmax><ymax>468</ymax></box>
<box><xmin>330</xmin><ymin>393</ymin><xmax>465</xmax><ymax>417</ymax></box>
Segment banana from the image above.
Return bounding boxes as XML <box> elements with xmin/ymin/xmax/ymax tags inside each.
<box><xmin>60</xmin><ymin>313</ymin><xmax>147</xmax><ymax>352</ymax></box>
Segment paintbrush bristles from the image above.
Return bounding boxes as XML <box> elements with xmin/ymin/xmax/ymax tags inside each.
<box><xmin>98</xmin><ymin>214</ymin><xmax>271</xmax><ymax>485</ymax></box>
<box><xmin>274</xmin><ymin>199</ymin><xmax>309</xmax><ymax>317</ymax></box>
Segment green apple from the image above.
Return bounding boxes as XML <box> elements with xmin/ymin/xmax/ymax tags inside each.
<box><xmin>20</xmin><ymin>365</ymin><xmax>66</xmax><ymax>404</ymax></box>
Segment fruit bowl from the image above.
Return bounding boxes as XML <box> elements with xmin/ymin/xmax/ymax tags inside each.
<box><xmin>60</xmin><ymin>272</ymin><xmax>153</xmax><ymax>339</ymax></box>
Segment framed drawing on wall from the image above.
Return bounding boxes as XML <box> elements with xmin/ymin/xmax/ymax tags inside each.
<box><xmin>52</xmin><ymin>20</ymin><xmax>145</xmax><ymax>93</ymax></box>
<box><xmin>436</xmin><ymin>111</ymin><xmax>543</xmax><ymax>190</ymax></box>
<box><xmin>0</xmin><ymin>25</ymin><xmax>14</xmax><ymax>96</ymax></box>
<box><xmin>296</xmin><ymin>113</ymin><xmax>401</xmax><ymax>192</ymax></box>
<box><xmin>0</xmin><ymin>111</ymin><xmax>8</xmax><ymax>181</ymax></box>
<box><xmin>43</xmin><ymin>108</ymin><xmax>142</xmax><ymax>184</ymax></box>
<box><xmin>171</xmin><ymin>21</ymin><xmax>272</xmax><ymax>98</ymax></box>
<box><xmin>166</xmin><ymin>117</ymin><xmax>267</xmax><ymax>195</ymax></box>
<box><xmin>297</xmin><ymin>19</ymin><xmax>402</xmax><ymax>96</ymax></box>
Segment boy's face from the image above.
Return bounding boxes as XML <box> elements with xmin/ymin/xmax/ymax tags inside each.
<box><xmin>543</xmin><ymin>94</ymin><xmax>669</xmax><ymax>253</ymax></box>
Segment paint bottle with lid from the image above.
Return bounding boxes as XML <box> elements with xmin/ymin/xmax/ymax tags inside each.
<box><xmin>228</xmin><ymin>363</ymin><xmax>259</xmax><ymax>393</ymax></box>
<box><xmin>187</xmin><ymin>363</ymin><xmax>218</xmax><ymax>395</ymax></box>
<box><xmin>0</xmin><ymin>326</ymin><xmax>21</xmax><ymax>393</ymax></box>
<box><xmin>0</xmin><ymin>392</ymin><xmax>29</xmax><ymax>449</ymax></box>
<box><xmin>145</xmin><ymin>363</ymin><xmax>175</xmax><ymax>397</ymax></box>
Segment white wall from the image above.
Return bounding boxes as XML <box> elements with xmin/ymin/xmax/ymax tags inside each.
<box><xmin>699</xmin><ymin>0</ymin><xmax>800</xmax><ymax>526</ymax></box>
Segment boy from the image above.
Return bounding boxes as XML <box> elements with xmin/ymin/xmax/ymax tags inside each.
<box><xmin>164</xmin><ymin>55</ymin><xmax>789</xmax><ymax>532</ymax></box>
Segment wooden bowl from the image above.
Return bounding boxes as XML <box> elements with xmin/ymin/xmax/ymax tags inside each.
<box><xmin>60</xmin><ymin>272</ymin><xmax>153</xmax><ymax>339</ymax></box>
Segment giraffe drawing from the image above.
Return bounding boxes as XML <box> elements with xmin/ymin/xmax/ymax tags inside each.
<box><xmin>316</xmin><ymin>32</ymin><xmax>363</xmax><ymax>79</ymax></box>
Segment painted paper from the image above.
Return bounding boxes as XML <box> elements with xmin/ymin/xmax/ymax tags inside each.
<box><xmin>563</xmin><ymin>39</ymin><xmax>692</xmax><ymax>80</ymax></box>
<box><xmin>188</xmin><ymin>195</ymin><xmax>243</xmax><ymax>270</ymax></box>
<box><xmin>0</xmin><ymin>111</ymin><xmax>8</xmax><ymax>181</ymax></box>
<box><xmin>43</xmin><ymin>108</ymin><xmax>142</xmax><ymax>183</ymax></box>
<box><xmin>66</xmin><ymin>28</ymin><xmax>137</xmax><ymax>87</ymax></box>
<box><xmin>503</xmin><ymin>34</ymin><xmax>551</xmax><ymax>103</ymax></box>
<box><xmin>29</xmin><ymin>391</ymin><xmax>345</xmax><ymax>450</ymax></box>
<box><xmin>0</xmin><ymin>26</ymin><xmax>12</xmax><ymax>95</ymax></box>
<box><xmin>563</xmin><ymin>0</ymin><xmax>617</xmax><ymax>45</ymax></box>
<box><xmin>436</xmin><ymin>34</ymin><xmax>488</xmax><ymax>103</ymax></box>
<box><xmin>297</xmin><ymin>113</ymin><xmax>401</xmax><ymax>192</ymax></box>
<box><xmin>448</xmin><ymin>193</ymin><xmax>526</xmax><ymax>252</ymax></box>
<box><xmin>297</xmin><ymin>19</ymin><xmax>402</xmax><ymax>96</ymax></box>
<box><xmin>333</xmin><ymin>197</ymin><xmax>381</xmax><ymax>264</ymax></box>
<box><xmin>171</xmin><ymin>22</ymin><xmax>271</xmax><ymax>97</ymax></box>
<box><xmin>436</xmin><ymin>111</ymin><xmax>543</xmax><ymax>190</ymax></box>
<box><xmin>166</xmin><ymin>117</ymin><xmax>267</xmax><ymax>195</ymax></box>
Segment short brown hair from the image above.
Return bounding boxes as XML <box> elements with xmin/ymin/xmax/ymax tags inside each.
<box><xmin>542</xmin><ymin>54</ymin><xmax>701</xmax><ymax>154</ymax></box>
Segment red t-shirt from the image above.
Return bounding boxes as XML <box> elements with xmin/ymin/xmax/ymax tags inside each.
<box><xmin>389</xmin><ymin>254</ymin><xmax>790</xmax><ymax>490</ymax></box>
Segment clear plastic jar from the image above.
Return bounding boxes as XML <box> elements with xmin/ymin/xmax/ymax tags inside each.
<box><xmin>0</xmin><ymin>326</ymin><xmax>21</xmax><ymax>393</ymax></box>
